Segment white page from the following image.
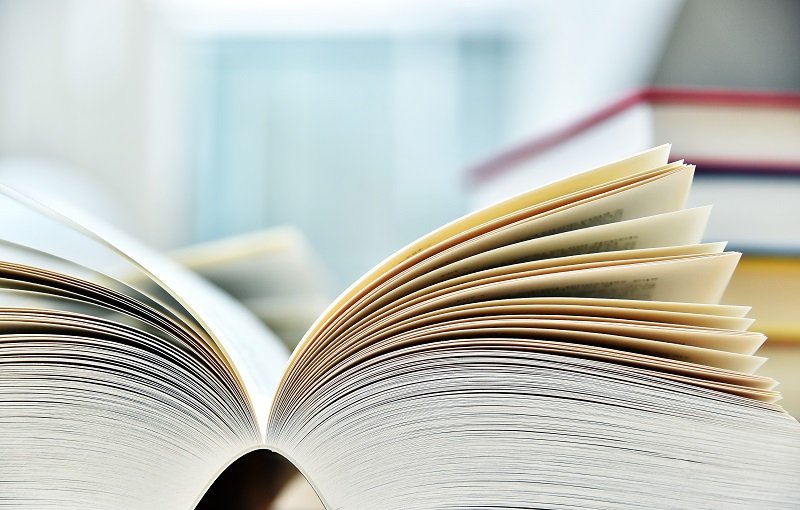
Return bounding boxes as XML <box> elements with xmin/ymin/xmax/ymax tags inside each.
<box><xmin>0</xmin><ymin>185</ymin><xmax>288</xmax><ymax>435</ymax></box>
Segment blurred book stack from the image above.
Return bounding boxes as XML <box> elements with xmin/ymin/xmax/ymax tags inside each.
<box><xmin>467</xmin><ymin>87</ymin><xmax>800</xmax><ymax>416</ymax></box>
<box><xmin>172</xmin><ymin>226</ymin><xmax>333</xmax><ymax>349</ymax></box>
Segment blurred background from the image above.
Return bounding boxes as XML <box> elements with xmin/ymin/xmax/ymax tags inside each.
<box><xmin>0</xmin><ymin>0</ymin><xmax>797</xmax><ymax>283</ymax></box>
<box><xmin>0</xmin><ymin>0</ymin><xmax>798</xmax><ymax>507</ymax></box>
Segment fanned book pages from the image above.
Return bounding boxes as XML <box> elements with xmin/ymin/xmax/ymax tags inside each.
<box><xmin>0</xmin><ymin>145</ymin><xmax>798</xmax><ymax>509</ymax></box>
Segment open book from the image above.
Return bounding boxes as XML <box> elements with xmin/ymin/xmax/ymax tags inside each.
<box><xmin>1</xmin><ymin>145</ymin><xmax>798</xmax><ymax>509</ymax></box>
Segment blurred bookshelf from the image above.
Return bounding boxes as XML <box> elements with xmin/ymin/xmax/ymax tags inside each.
<box><xmin>465</xmin><ymin>87</ymin><xmax>800</xmax><ymax>416</ymax></box>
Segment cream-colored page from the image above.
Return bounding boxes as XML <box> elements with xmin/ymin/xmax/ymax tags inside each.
<box><xmin>406</xmin><ymin>297</ymin><xmax>752</xmax><ymax>318</ymax></box>
<box><xmin>355</xmin><ymin>207</ymin><xmax>714</xmax><ymax>318</ymax></box>
<box><xmin>385</xmin><ymin>315</ymin><xmax>764</xmax><ymax>355</ymax></box>
<box><xmin>421</xmin><ymin>206</ymin><xmax>713</xmax><ymax>284</ymax></box>
<box><xmin>431</xmin><ymin>243</ymin><xmax>726</xmax><ymax>291</ymax></box>
<box><xmin>403</xmin><ymin>166</ymin><xmax>697</xmax><ymax>274</ymax></box>
<box><xmin>352</xmin><ymin>253</ymin><xmax>742</xmax><ymax>345</ymax></box>
<box><xmin>383</xmin><ymin>321</ymin><xmax>764</xmax><ymax>373</ymax></box>
<box><xmin>463</xmin><ymin>297</ymin><xmax>751</xmax><ymax>317</ymax></box>
<box><xmin>318</xmin><ymin>165</ymin><xmax>698</xmax><ymax>348</ymax></box>
<box><xmin>371</xmin><ymin>303</ymin><xmax>754</xmax><ymax>339</ymax></box>
<box><xmin>294</xmin><ymin>146</ymin><xmax>672</xmax><ymax>355</ymax></box>
<box><xmin>367</xmin><ymin>313</ymin><xmax>756</xmax><ymax>353</ymax></box>
<box><xmin>370</xmin><ymin>244</ymin><xmax>725</xmax><ymax>322</ymax></box>
<box><xmin>450</xmin><ymin>252</ymin><xmax>741</xmax><ymax>308</ymax></box>
<box><xmin>348</xmin><ymin>245</ymin><xmax>727</xmax><ymax>344</ymax></box>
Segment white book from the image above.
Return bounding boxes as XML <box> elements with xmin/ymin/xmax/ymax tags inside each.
<box><xmin>0</xmin><ymin>145</ymin><xmax>797</xmax><ymax>509</ymax></box>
